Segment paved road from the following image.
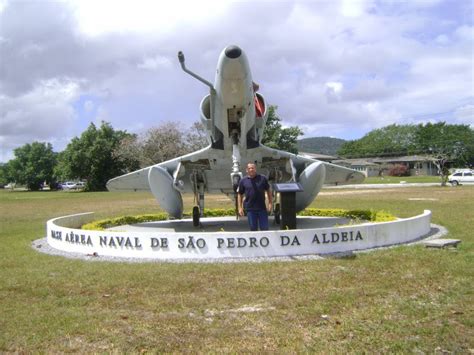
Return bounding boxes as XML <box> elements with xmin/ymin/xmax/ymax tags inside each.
<box><xmin>324</xmin><ymin>182</ymin><xmax>443</xmax><ymax>189</ymax></box>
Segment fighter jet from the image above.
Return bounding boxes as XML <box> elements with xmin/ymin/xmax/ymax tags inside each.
<box><xmin>106</xmin><ymin>45</ymin><xmax>364</xmax><ymax>225</ymax></box>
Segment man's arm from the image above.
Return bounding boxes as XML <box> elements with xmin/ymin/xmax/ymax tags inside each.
<box><xmin>266</xmin><ymin>186</ymin><xmax>273</xmax><ymax>212</ymax></box>
<box><xmin>237</xmin><ymin>193</ymin><xmax>244</xmax><ymax>217</ymax></box>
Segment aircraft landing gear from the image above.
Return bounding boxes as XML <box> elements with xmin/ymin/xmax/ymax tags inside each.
<box><xmin>274</xmin><ymin>203</ymin><xmax>281</xmax><ymax>225</ymax></box>
<box><xmin>192</xmin><ymin>188</ymin><xmax>204</xmax><ymax>227</ymax></box>
<box><xmin>192</xmin><ymin>206</ymin><xmax>200</xmax><ymax>227</ymax></box>
<box><xmin>232</xmin><ymin>174</ymin><xmax>241</xmax><ymax>220</ymax></box>
<box><xmin>191</xmin><ymin>170</ymin><xmax>205</xmax><ymax>227</ymax></box>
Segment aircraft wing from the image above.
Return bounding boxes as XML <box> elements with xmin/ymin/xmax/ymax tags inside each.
<box><xmin>106</xmin><ymin>144</ymin><xmax>365</xmax><ymax>217</ymax></box>
<box><xmin>323</xmin><ymin>162</ymin><xmax>365</xmax><ymax>185</ymax></box>
<box><xmin>106</xmin><ymin>166</ymin><xmax>152</xmax><ymax>191</ymax></box>
<box><xmin>251</xmin><ymin>145</ymin><xmax>364</xmax><ymax>211</ymax></box>
<box><xmin>255</xmin><ymin>145</ymin><xmax>365</xmax><ymax>185</ymax></box>
<box><xmin>107</xmin><ymin>144</ymin><xmax>365</xmax><ymax>193</ymax></box>
<box><xmin>106</xmin><ymin>146</ymin><xmax>213</xmax><ymax>192</ymax></box>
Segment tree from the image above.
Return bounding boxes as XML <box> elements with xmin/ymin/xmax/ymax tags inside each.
<box><xmin>111</xmin><ymin>134</ymin><xmax>142</xmax><ymax>173</ymax></box>
<box><xmin>8</xmin><ymin>142</ymin><xmax>57</xmax><ymax>190</ymax></box>
<box><xmin>185</xmin><ymin>121</ymin><xmax>208</xmax><ymax>152</ymax></box>
<box><xmin>0</xmin><ymin>162</ymin><xmax>12</xmax><ymax>187</ymax></box>
<box><xmin>262</xmin><ymin>106</ymin><xmax>304</xmax><ymax>154</ymax></box>
<box><xmin>56</xmin><ymin>122</ymin><xmax>135</xmax><ymax>191</ymax></box>
<box><xmin>337</xmin><ymin>122</ymin><xmax>474</xmax><ymax>186</ymax></box>
<box><xmin>415</xmin><ymin>122</ymin><xmax>474</xmax><ymax>185</ymax></box>
<box><xmin>112</xmin><ymin>121</ymin><xmax>209</xmax><ymax>169</ymax></box>
<box><xmin>338</xmin><ymin>124</ymin><xmax>418</xmax><ymax>158</ymax></box>
<box><xmin>140</xmin><ymin>122</ymin><xmax>189</xmax><ymax>167</ymax></box>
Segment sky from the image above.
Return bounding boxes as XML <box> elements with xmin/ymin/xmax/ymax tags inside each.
<box><xmin>0</xmin><ymin>0</ymin><xmax>473</xmax><ymax>162</ymax></box>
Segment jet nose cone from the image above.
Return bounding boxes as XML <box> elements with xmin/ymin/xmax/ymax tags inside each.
<box><xmin>225</xmin><ymin>45</ymin><xmax>242</xmax><ymax>59</ymax></box>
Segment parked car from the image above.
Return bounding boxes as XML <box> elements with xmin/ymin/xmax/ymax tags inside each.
<box><xmin>61</xmin><ymin>181</ymin><xmax>78</xmax><ymax>190</ymax></box>
<box><xmin>448</xmin><ymin>170</ymin><xmax>474</xmax><ymax>186</ymax></box>
<box><xmin>75</xmin><ymin>181</ymin><xmax>86</xmax><ymax>189</ymax></box>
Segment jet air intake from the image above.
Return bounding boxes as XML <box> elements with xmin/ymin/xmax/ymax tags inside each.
<box><xmin>225</xmin><ymin>45</ymin><xmax>242</xmax><ymax>59</ymax></box>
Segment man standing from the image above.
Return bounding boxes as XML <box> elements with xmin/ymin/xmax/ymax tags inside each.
<box><xmin>237</xmin><ymin>163</ymin><xmax>273</xmax><ymax>231</ymax></box>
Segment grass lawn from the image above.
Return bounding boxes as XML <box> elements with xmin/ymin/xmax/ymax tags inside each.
<box><xmin>0</xmin><ymin>186</ymin><xmax>473</xmax><ymax>352</ymax></box>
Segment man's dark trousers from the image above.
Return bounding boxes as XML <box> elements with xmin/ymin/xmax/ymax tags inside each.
<box><xmin>247</xmin><ymin>210</ymin><xmax>269</xmax><ymax>231</ymax></box>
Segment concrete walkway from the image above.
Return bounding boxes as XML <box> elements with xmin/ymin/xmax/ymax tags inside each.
<box><xmin>108</xmin><ymin>216</ymin><xmax>350</xmax><ymax>233</ymax></box>
<box><xmin>324</xmin><ymin>182</ymin><xmax>442</xmax><ymax>189</ymax></box>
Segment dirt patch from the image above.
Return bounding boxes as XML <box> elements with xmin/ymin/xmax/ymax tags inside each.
<box><xmin>408</xmin><ymin>198</ymin><xmax>439</xmax><ymax>201</ymax></box>
<box><xmin>197</xmin><ymin>304</ymin><xmax>276</xmax><ymax>323</ymax></box>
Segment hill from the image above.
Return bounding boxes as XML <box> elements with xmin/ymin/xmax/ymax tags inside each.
<box><xmin>297</xmin><ymin>137</ymin><xmax>347</xmax><ymax>156</ymax></box>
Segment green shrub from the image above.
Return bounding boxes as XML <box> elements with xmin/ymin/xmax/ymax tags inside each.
<box><xmin>298</xmin><ymin>208</ymin><xmax>395</xmax><ymax>222</ymax></box>
<box><xmin>82</xmin><ymin>213</ymin><xmax>169</xmax><ymax>230</ymax></box>
<box><xmin>82</xmin><ymin>208</ymin><xmax>396</xmax><ymax>230</ymax></box>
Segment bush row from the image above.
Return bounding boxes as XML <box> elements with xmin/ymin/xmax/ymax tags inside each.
<box><xmin>299</xmin><ymin>208</ymin><xmax>396</xmax><ymax>222</ymax></box>
<box><xmin>82</xmin><ymin>208</ymin><xmax>396</xmax><ymax>231</ymax></box>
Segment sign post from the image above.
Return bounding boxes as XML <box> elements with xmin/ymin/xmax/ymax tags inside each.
<box><xmin>273</xmin><ymin>182</ymin><xmax>304</xmax><ymax>230</ymax></box>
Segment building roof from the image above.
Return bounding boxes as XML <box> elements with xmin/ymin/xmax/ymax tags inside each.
<box><xmin>332</xmin><ymin>154</ymin><xmax>436</xmax><ymax>167</ymax></box>
<box><xmin>299</xmin><ymin>152</ymin><xmax>338</xmax><ymax>161</ymax></box>
<box><xmin>373</xmin><ymin>155</ymin><xmax>435</xmax><ymax>163</ymax></box>
<box><xmin>332</xmin><ymin>159</ymin><xmax>379</xmax><ymax>167</ymax></box>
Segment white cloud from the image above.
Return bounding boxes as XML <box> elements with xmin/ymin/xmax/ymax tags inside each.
<box><xmin>325</xmin><ymin>82</ymin><xmax>343</xmax><ymax>103</ymax></box>
<box><xmin>454</xmin><ymin>104</ymin><xmax>474</xmax><ymax>126</ymax></box>
<box><xmin>0</xmin><ymin>0</ymin><xmax>7</xmax><ymax>13</ymax></box>
<box><xmin>435</xmin><ymin>34</ymin><xmax>449</xmax><ymax>45</ymax></box>
<box><xmin>0</xmin><ymin>0</ymin><xmax>472</xmax><ymax>161</ymax></box>
<box><xmin>0</xmin><ymin>79</ymin><xmax>80</xmax><ymax>160</ymax></box>
<box><xmin>454</xmin><ymin>25</ymin><xmax>474</xmax><ymax>42</ymax></box>
<box><xmin>137</xmin><ymin>55</ymin><xmax>172</xmax><ymax>71</ymax></box>
<box><xmin>406</xmin><ymin>0</ymin><xmax>444</xmax><ymax>8</ymax></box>
<box><xmin>84</xmin><ymin>100</ymin><xmax>95</xmax><ymax>112</ymax></box>
<box><xmin>94</xmin><ymin>106</ymin><xmax>110</xmax><ymax>123</ymax></box>
<box><xmin>71</xmin><ymin>0</ymin><xmax>229</xmax><ymax>37</ymax></box>
<box><xmin>340</xmin><ymin>0</ymin><xmax>374</xmax><ymax>17</ymax></box>
<box><xmin>343</xmin><ymin>78</ymin><xmax>397</xmax><ymax>102</ymax></box>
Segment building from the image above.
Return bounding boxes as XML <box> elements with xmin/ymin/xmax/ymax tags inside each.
<box><xmin>373</xmin><ymin>155</ymin><xmax>438</xmax><ymax>176</ymax></box>
<box><xmin>300</xmin><ymin>152</ymin><xmax>439</xmax><ymax>177</ymax></box>
<box><xmin>332</xmin><ymin>159</ymin><xmax>381</xmax><ymax>177</ymax></box>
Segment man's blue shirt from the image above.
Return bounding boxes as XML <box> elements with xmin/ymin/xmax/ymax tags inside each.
<box><xmin>238</xmin><ymin>174</ymin><xmax>269</xmax><ymax>211</ymax></box>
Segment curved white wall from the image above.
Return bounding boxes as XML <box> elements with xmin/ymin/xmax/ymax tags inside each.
<box><xmin>47</xmin><ymin>211</ymin><xmax>432</xmax><ymax>260</ymax></box>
